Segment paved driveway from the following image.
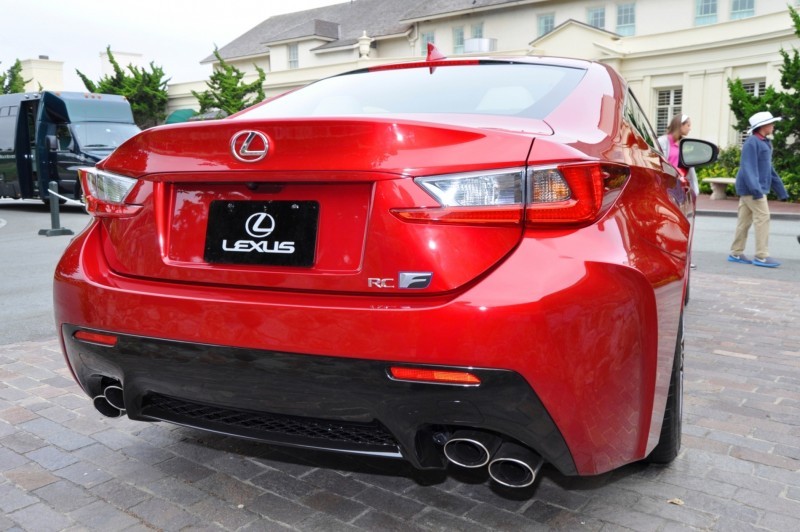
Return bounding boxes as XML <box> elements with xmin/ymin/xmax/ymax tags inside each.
<box><xmin>0</xmin><ymin>203</ymin><xmax>799</xmax><ymax>530</ymax></box>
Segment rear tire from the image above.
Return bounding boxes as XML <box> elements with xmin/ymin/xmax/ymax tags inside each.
<box><xmin>646</xmin><ymin>311</ymin><xmax>684</xmax><ymax>464</ymax></box>
<box><xmin>684</xmin><ymin>269</ymin><xmax>690</xmax><ymax>306</ymax></box>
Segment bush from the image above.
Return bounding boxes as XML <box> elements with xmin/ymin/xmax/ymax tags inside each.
<box><xmin>696</xmin><ymin>146</ymin><xmax>740</xmax><ymax>196</ymax></box>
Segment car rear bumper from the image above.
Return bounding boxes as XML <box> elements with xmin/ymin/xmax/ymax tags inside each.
<box><xmin>55</xmin><ymin>220</ymin><xmax>671</xmax><ymax>476</ymax></box>
<box><xmin>60</xmin><ymin>324</ymin><xmax>575</xmax><ymax>473</ymax></box>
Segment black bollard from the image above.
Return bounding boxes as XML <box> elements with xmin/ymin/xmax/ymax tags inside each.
<box><xmin>38</xmin><ymin>181</ymin><xmax>74</xmax><ymax>237</ymax></box>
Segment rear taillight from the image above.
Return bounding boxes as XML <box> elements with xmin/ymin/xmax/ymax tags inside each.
<box><xmin>78</xmin><ymin>167</ymin><xmax>141</xmax><ymax>218</ymax></box>
<box><xmin>392</xmin><ymin>168</ymin><xmax>525</xmax><ymax>225</ymax></box>
<box><xmin>525</xmin><ymin>163</ymin><xmax>629</xmax><ymax>225</ymax></box>
<box><xmin>391</xmin><ymin>163</ymin><xmax>629</xmax><ymax>226</ymax></box>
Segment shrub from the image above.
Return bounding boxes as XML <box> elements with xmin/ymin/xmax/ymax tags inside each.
<box><xmin>696</xmin><ymin>146</ymin><xmax>740</xmax><ymax>195</ymax></box>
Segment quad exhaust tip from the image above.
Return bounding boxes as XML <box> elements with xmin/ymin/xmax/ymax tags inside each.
<box><xmin>443</xmin><ymin>430</ymin><xmax>503</xmax><ymax>468</ymax></box>
<box><xmin>92</xmin><ymin>380</ymin><xmax>126</xmax><ymax>418</ymax></box>
<box><xmin>488</xmin><ymin>441</ymin><xmax>544</xmax><ymax>488</ymax></box>
<box><xmin>442</xmin><ymin>430</ymin><xmax>544</xmax><ymax>488</ymax></box>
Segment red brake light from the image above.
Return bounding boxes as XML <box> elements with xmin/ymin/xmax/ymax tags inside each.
<box><xmin>391</xmin><ymin>168</ymin><xmax>525</xmax><ymax>226</ymax></box>
<box><xmin>525</xmin><ymin>163</ymin><xmax>629</xmax><ymax>226</ymax></box>
<box><xmin>79</xmin><ymin>167</ymin><xmax>142</xmax><ymax>218</ymax></box>
<box><xmin>391</xmin><ymin>164</ymin><xmax>627</xmax><ymax>227</ymax></box>
<box><xmin>389</xmin><ymin>366</ymin><xmax>481</xmax><ymax>385</ymax></box>
<box><xmin>368</xmin><ymin>59</ymin><xmax>479</xmax><ymax>73</ymax></box>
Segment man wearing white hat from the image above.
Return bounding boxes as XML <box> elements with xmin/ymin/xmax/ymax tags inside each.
<box><xmin>728</xmin><ymin>111</ymin><xmax>789</xmax><ymax>268</ymax></box>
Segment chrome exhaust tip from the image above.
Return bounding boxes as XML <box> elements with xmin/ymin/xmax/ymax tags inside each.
<box><xmin>103</xmin><ymin>385</ymin><xmax>125</xmax><ymax>410</ymax></box>
<box><xmin>488</xmin><ymin>441</ymin><xmax>543</xmax><ymax>488</ymax></box>
<box><xmin>92</xmin><ymin>380</ymin><xmax>126</xmax><ymax>418</ymax></box>
<box><xmin>443</xmin><ymin>430</ymin><xmax>502</xmax><ymax>468</ymax></box>
<box><xmin>92</xmin><ymin>394</ymin><xmax>125</xmax><ymax>418</ymax></box>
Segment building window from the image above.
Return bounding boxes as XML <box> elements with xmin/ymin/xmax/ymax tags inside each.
<box><xmin>616</xmin><ymin>4</ymin><xmax>635</xmax><ymax>36</ymax></box>
<box><xmin>420</xmin><ymin>31</ymin><xmax>435</xmax><ymax>55</ymax></box>
<box><xmin>655</xmin><ymin>88</ymin><xmax>682</xmax><ymax>136</ymax></box>
<box><xmin>538</xmin><ymin>13</ymin><xmax>555</xmax><ymax>36</ymax></box>
<box><xmin>738</xmin><ymin>80</ymin><xmax>767</xmax><ymax>144</ymax></box>
<box><xmin>471</xmin><ymin>23</ymin><xmax>484</xmax><ymax>39</ymax></box>
<box><xmin>588</xmin><ymin>7</ymin><xmax>606</xmax><ymax>29</ymax></box>
<box><xmin>731</xmin><ymin>0</ymin><xmax>755</xmax><ymax>20</ymax></box>
<box><xmin>288</xmin><ymin>43</ymin><xmax>299</xmax><ymax>69</ymax></box>
<box><xmin>453</xmin><ymin>27</ymin><xmax>465</xmax><ymax>54</ymax></box>
<box><xmin>695</xmin><ymin>0</ymin><xmax>717</xmax><ymax>25</ymax></box>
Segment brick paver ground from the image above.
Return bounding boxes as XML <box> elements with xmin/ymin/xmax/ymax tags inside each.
<box><xmin>1</xmin><ymin>269</ymin><xmax>798</xmax><ymax>531</ymax></box>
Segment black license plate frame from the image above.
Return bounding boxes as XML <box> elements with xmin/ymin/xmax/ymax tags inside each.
<box><xmin>204</xmin><ymin>200</ymin><xmax>319</xmax><ymax>267</ymax></box>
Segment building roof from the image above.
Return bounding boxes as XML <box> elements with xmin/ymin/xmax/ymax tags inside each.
<box><xmin>400</xmin><ymin>0</ymin><xmax>539</xmax><ymax>22</ymax></box>
<box><xmin>530</xmin><ymin>18</ymin><xmax>621</xmax><ymax>46</ymax></box>
<box><xmin>204</xmin><ymin>0</ymin><xmax>422</xmax><ymax>63</ymax></box>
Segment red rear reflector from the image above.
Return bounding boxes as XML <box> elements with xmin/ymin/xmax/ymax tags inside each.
<box><xmin>83</xmin><ymin>195</ymin><xmax>143</xmax><ymax>218</ymax></box>
<box><xmin>74</xmin><ymin>330</ymin><xmax>118</xmax><ymax>347</ymax></box>
<box><xmin>389</xmin><ymin>367</ymin><xmax>481</xmax><ymax>385</ymax></box>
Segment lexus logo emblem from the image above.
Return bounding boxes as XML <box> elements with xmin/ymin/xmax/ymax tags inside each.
<box><xmin>245</xmin><ymin>212</ymin><xmax>275</xmax><ymax>238</ymax></box>
<box><xmin>230</xmin><ymin>130</ymin><xmax>269</xmax><ymax>162</ymax></box>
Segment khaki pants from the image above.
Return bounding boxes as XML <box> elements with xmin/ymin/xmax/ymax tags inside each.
<box><xmin>730</xmin><ymin>195</ymin><xmax>771</xmax><ymax>260</ymax></box>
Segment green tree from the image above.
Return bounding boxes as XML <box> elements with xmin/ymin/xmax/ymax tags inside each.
<box><xmin>77</xmin><ymin>46</ymin><xmax>169</xmax><ymax>128</ymax></box>
<box><xmin>0</xmin><ymin>59</ymin><xmax>28</xmax><ymax>94</ymax></box>
<box><xmin>728</xmin><ymin>6</ymin><xmax>800</xmax><ymax>200</ymax></box>
<box><xmin>192</xmin><ymin>48</ymin><xmax>266</xmax><ymax>117</ymax></box>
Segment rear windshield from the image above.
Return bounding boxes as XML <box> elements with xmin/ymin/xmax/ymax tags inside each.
<box><xmin>237</xmin><ymin>63</ymin><xmax>586</xmax><ymax>120</ymax></box>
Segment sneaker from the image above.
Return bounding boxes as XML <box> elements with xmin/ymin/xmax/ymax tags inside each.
<box><xmin>752</xmin><ymin>257</ymin><xmax>781</xmax><ymax>268</ymax></box>
<box><xmin>727</xmin><ymin>254</ymin><xmax>752</xmax><ymax>264</ymax></box>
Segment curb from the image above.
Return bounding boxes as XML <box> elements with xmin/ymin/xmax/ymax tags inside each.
<box><xmin>697</xmin><ymin>210</ymin><xmax>800</xmax><ymax>220</ymax></box>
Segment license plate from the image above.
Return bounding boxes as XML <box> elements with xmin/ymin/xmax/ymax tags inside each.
<box><xmin>204</xmin><ymin>200</ymin><xmax>319</xmax><ymax>267</ymax></box>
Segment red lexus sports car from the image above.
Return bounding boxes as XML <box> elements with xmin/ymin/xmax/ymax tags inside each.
<box><xmin>54</xmin><ymin>51</ymin><xmax>717</xmax><ymax>488</ymax></box>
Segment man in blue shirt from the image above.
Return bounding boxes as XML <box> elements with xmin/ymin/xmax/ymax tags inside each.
<box><xmin>728</xmin><ymin>111</ymin><xmax>789</xmax><ymax>268</ymax></box>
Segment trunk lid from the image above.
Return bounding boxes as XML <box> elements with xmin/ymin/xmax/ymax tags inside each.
<box><xmin>99</xmin><ymin>117</ymin><xmax>540</xmax><ymax>295</ymax></box>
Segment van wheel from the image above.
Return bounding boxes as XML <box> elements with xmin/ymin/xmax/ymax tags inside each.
<box><xmin>646</xmin><ymin>311</ymin><xmax>684</xmax><ymax>464</ymax></box>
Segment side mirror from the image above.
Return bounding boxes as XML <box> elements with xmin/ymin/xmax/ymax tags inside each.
<box><xmin>679</xmin><ymin>138</ymin><xmax>719</xmax><ymax>167</ymax></box>
<box><xmin>46</xmin><ymin>134</ymin><xmax>58</xmax><ymax>152</ymax></box>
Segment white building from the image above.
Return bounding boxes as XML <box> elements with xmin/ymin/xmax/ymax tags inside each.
<box><xmin>168</xmin><ymin>0</ymin><xmax>800</xmax><ymax>147</ymax></box>
<box><xmin>19</xmin><ymin>56</ymin><xmax>63</xmax><ymax>92</ymax></box>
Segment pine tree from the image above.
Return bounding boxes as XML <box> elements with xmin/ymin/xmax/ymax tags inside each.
<box><xmin>77</xmin><ymin>46</ymin><xmax>169</xmax><ymax>128</ymax></box>
<box><xmin>192</xmin><ymin>48</ymin><xmax>266</xmax><ymax>117</ymax></box>
<box><xmin>0</xmin><ymin>59</ymin><xmax>29</xmax><ymax>94</ymax></box>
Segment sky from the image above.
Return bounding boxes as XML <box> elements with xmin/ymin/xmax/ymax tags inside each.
<box><xmin>0</xmin><ymin>0</ymin><xmax>344</xmax><ymax>91</ymax></box>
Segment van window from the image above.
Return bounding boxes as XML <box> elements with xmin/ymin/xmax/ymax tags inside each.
<box><xmin>0</xmin><ymin>113</ymin><xmax>14</xmax><ymax>151</ymax></box>
<box><xmin>56</xmin><ymin>124</ymin><xmax>74</xmax><ymax>151</ymax></box>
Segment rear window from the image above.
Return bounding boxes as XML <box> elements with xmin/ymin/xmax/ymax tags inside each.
<box><xmin>238</xmin><ymin>63</ymin><xmax>586</xmax><ymax>120</ymax></box>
